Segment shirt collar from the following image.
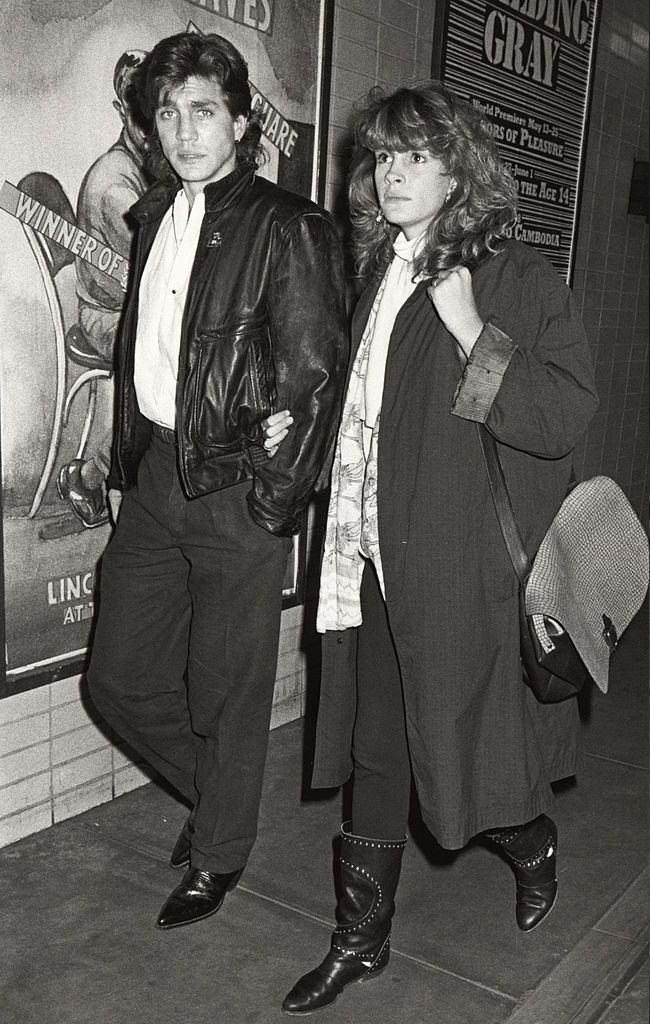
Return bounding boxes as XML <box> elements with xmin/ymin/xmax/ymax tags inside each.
<box><xmin>169</xmin><ymin>190</ymin><xmax>202</xmax><ymax>246</ymax></box>
<box><xmin>392</xmin><ymin>229</ymin><xmax>426</xmax><ymax>262</ymax></box>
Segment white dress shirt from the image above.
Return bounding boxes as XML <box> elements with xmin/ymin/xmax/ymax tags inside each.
<box><xmin>134</xmin><ymin>189</ymin><xmax>206</xmax><ymax>429</ymax></box>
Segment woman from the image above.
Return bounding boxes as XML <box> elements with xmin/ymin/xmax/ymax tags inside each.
<box><xmin>266</xmin><ymin>82</ymin><xmax>598</xmax><ymax>1016</ymax></box>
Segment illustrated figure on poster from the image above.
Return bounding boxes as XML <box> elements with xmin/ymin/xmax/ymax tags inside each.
<box><xmin>57</xmin><ymin>49</ymin><xmax>150</xmax><ymax>529</ymax></box>
<box><xmin>87</xmin><ymin>32</ymin><xmax>348</xmax><ymax>932</ymax></box>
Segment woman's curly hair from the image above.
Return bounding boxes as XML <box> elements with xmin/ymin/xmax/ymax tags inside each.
<box><xmin>349</xmin><ymin>81</ymin><xmax>518</xmax><ymax>281</ymax></box>
<box><xmin>134</xmin><ymin>32</ymin><xmax>265</xmax><ymax>186</ymax></box>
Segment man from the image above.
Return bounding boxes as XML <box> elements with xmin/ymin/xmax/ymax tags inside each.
<box><xmin>57</xmin><ymin>50</ymin><xmax>150</xmax><ymax>528</ymax></box>
<box><xmin>87</xmin><ymin>32</ymin><xmax>347</xmax><ymax>930</ymax></box>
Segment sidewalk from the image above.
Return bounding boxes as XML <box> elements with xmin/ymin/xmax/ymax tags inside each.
<box><xmin>2</xmin><ymin>612</ymin><xmax>647</xmax><ymax>1024</ymax></box>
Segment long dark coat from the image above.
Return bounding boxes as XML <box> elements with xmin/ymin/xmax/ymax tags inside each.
<box><xmin>311</xmin><ymin>240</ymin><xmax>599</xmax><ymax>850</ymax></box>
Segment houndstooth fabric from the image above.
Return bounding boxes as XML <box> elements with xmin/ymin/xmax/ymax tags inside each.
<box><xmin>525</xmin><ymin>476</ymin><xmax>649</xmax><ymax>694</ymax></box>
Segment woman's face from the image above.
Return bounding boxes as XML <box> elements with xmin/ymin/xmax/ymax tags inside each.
<box><xmin>373</xmin><ymin>148</ymin><xmax>452</xmax><ymax>240</ymax></box>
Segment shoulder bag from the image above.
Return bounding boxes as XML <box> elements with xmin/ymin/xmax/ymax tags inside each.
<box><xmin>478</xmin><ymin>424</ymin><xmax>649</xmax><ymax>702</ymax></box>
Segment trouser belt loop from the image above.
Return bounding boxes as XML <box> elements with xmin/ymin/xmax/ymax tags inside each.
<box><xmin>151</xmin><ymin>421</ymin><xmax>177</xmax><ymax>445</ymax></box>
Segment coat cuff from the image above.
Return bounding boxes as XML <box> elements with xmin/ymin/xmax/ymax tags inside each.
<box><xmin>451</xmin><ymin>322</ymin><xmax>517</xmax><ymax>423</ymax></box>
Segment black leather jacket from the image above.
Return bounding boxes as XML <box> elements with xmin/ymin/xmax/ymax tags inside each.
<box><xmin>112</xmin><ymin>163</ymin><xmax>348</xmax><ymax>536</ymax></box>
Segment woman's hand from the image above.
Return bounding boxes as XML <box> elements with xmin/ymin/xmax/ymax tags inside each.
<box><xmin>427</xmin><ymin>266</ymin><xmax>484</xmax><ymax>360</ymax></box>
<box><xmin>262</xmin><ymin>410</ymin><xmax>293</xmax><ymax>458</ymax></box>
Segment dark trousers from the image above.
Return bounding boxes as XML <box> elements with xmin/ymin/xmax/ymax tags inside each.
<box><xmin>87</xmin><ymin>430</ymin><xmax>291</xmax><ymax>872</ymax></box>
<box><xmin>351</xmin><ymin>563</ymin><xmax>412</xmax><ymax>840</ymax></box>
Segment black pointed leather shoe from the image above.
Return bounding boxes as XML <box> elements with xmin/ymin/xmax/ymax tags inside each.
<box><xmin>169</xmin><ymin>822</ymin><xmax>191</xmax><ymax>870</ymax></box>
<box><xmin>156</xmin><ymin>867</ymin><xmax>243</xmax><ymax>929</ymax></box>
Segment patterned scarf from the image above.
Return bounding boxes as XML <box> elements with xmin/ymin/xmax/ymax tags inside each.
<box><xmin>317</xmin><ymin>232</ymin><xmax>424</xmax><ymax>633</ymax></box>
<box><xmin>316</xmin><ymin>276</ymin><xmax>387</xmax><ymax>632</ymax></box>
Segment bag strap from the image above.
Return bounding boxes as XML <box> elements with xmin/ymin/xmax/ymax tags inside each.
<box><xmin>476</xmin><ymin>424</ymin><xmax>530</xmax><ymax>585</ymax></box>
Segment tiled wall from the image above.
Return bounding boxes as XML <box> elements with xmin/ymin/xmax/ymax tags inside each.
<box><xmin>571</xmin><ymin>0</ymin><xmax>649</xmax><ymax>515</ymax></box>
<box><xmin>1</xmin><ymin>0</ymin><xmax>647</xmax><ymax>850</ymax></box>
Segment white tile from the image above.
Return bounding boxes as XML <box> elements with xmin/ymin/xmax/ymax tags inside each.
<box><xmin>275</xmin><ymin>650</ymin><xmax>304</xmax><ymax>681</ymax></box>
<box><xmin>52</xmin><ymin>747</ymin><xmax>112</xmax><ymax>794</ymax></box>
<box><xmin>273</xmin><ymin>672</ymin><xmax>304</xmax><ymax>704</ymax></box>
<box><xmin>0</xmin><ymin>742</ymin><xmax>50</xmax><ymax>786</ymax></box>
<box><xmin>0</xmin><ymin>686</ymin><xmax>50</xmax><ymax>725</ymax></box>
<box><xmin>53</xmin><ymin>776</ymin><xmax>113</xmax><ymax>823</ymax></box>
<box><xmin>50</xmin><ymin>674</ymin><xmax>85</xmax><ymax>707</ymax></box>
<box><xmin>270</xmin><ymin>692</ymin><xmax>305</xmax><ymax>730</ymax></box>
<box><xmin>376</xmin><ymin>53</ymin><xmax>417</xmax><ymax>89</ymax></box>
<box><xmin>330</xmin><ymin>91</ymin><xmax>357</xmax><ymax>132</ymax></box>
<box><xmin>416</xmin><ymin>33</ymin><xmax>433</xmax><ymax>66</ymax></box>
<box><xmin>335</xmin><ymin>35</ymin><xmax>378</xmax><ymax>77</ymax></box>
<box><xmin>50</xmin><ymin>698</ymin><xmax>104</xmax><ymax>736</ymax></box>
<box><xmin>113</xmin><ymin>762</ymin><xmax>154</xmax><ymax>798</ymax></box>
<box><xmin>0</xmin><ymin>713</ymin><xmax>50</xmax><ymax>756</ymax></box>
<box><xmin>0</xmin><ymin>772</ymin><xmax>51</xmax><ymax>817</ymax></box>
<box><xmin>277</xmin><ymin>625</ymin><xmax>301</xmax><ymax>657</ymax></box>
<box><xmin>333</xmin><ymin>67</ymin><xmax>376</xmax><ymax>104</ymax></box>
<box><xmin>51</xmin><ymin>722</ymin><xmax>111</xmax><ymax>766</ymax></box>
<box><xmin>378</xmin><ymin>21</ymin><xmax>418</xmax><ymax>62</ymax></box>
<box><xmin>0</xmin><ymin>802</ymin><xmax>52</xmax><ymax>848</ymax></box>
<box><xmin>280</xmin><ymin>604</ymin><xmax>303</xmax><ymax>630</ymax></box>
<box><xmin>337</xmin><ymin>7</ymin><xmax>381</xmax><ymax>48</ymax></box>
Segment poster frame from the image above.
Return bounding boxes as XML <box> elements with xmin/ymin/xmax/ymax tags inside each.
<box><xmin>431</xmin><ymin>0</ymin><xmax>601</xmax><ymax>286</ymax></box>
<box><xmin>0</xmin><ymin>0</ymin><xmax>335</xmax><ymax>698</ymax></box>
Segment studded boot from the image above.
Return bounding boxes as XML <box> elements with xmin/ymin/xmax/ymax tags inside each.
<box><xmin>485</xmin><ymin>814</ymin><xmax>558</xmax><ymax>931</ymax></box>
<box><xmin>281</xmin><ymin>823</ymin><xmax>407</xmax><ymax>1015</ymax></box>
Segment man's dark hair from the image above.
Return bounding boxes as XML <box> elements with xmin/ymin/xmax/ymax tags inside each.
<box><xmin>139</xmin><ymin>32</ymin><xmax>263</xmax><ymax>181</ymax></box>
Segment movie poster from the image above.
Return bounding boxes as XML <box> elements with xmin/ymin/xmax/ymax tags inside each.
<box><xmin>433</xmin><ymin>0</ymin><xmax>600</xmax><ymax>281</ymax></box>
<box><xmin>0</xmin><ymin>0</ymin><xmax>331</xmax><ymax>695</ymax></box>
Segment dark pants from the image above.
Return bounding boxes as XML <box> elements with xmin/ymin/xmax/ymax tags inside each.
<box><xmin>87</xmin><ymin>429</ymin><xmax>291</xmax><ymax>872</ymax></box>
<box><xmin>351</xmin><ymin>563</ymin><xmax>412</xmax><ymax>841</ymax></box>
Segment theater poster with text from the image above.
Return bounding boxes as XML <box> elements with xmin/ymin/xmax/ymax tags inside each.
<box><xmin>0</xmin><ymin>0</ymin><xmax>332</xmax><ymax>695</ymax></box>
<box><xmin>433</xmin><ymin>0</ymin><xmax>600</xmax><ymax>281</ymax></box>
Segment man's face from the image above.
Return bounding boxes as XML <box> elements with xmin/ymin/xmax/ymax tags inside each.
<box><xmin>155</xmin><ymin>75</ymin><xmax>246</xmax><ymax>200</ymax></box>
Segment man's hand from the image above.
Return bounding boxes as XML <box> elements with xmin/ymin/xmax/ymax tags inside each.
<box><xmin>262</xmin><ymin>410</ymin><xmax>293</xmax><ymax>457</ymax></box>
<box><xmin>107</xmin><ymin>488</ymin><xmax>123</xmax><ymax>526</ymax></box>
<box><xmin>427</xmin><ymin>266</ymin><xmax>484</xmax><ymax>360</ymax></box>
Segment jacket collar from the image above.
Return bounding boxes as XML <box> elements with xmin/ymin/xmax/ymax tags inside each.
<box><xmin>131</xmin><ymin>161</ymin><xmax>255</xmax><ymax>225</ymax></box>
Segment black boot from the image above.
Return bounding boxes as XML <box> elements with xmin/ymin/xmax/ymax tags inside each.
<box><xmin>282</xmin><ymin>823</ymin><xmax>407</xmax><ymax>1015</ymax></box>
<box><xmin>486</xmin><ymin>814</ymin><xmax>558</xmax><ymax>931</ymax></box>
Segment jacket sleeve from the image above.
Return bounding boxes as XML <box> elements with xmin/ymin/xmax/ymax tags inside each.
<box><xmin>246</xmin><ymin>212</ymin><xmax>349</xmax><ymax>536</ymax></box>
<box><xmin>451</xmin><ymin>253</ymin><xmax>598</xmax><ymax>458</ymax></box>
